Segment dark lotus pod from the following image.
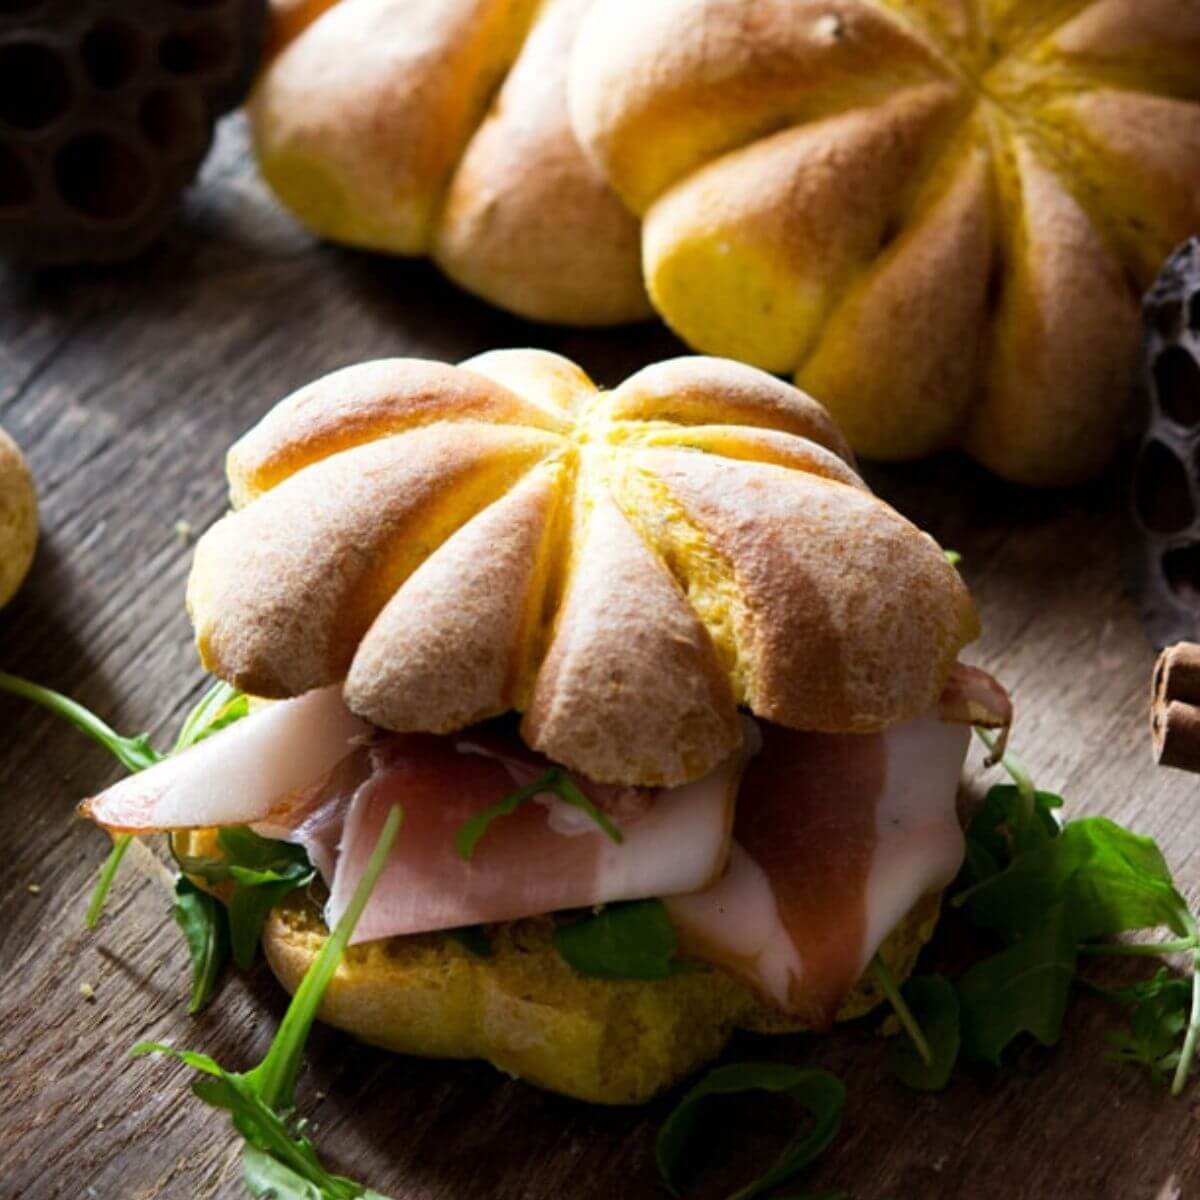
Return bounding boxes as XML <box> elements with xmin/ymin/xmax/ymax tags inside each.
<box><xmin>1130</xmin><ymin>238</ymin><xmax>1200</xmax><ymax>649</ymax></box>
<box><xmin>0</xmin><ymin>0</ymin><xmax>266</xmax><ymax>265</ymax></box>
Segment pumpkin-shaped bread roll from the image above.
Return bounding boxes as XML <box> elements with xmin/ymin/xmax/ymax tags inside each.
<box><xmin>249</xmin><ymin>0</ymin><xmax>651</xmax><ymax>326</ymax></box>
<box><xmin>187</xmin><ymin>350</ymin><xmax>977</xmax><ymax>787</ymax></box>
<box><xmin>569</xmin><ymin>0</ymin><xmax>1200</xmax><ymax>485</ymax></box>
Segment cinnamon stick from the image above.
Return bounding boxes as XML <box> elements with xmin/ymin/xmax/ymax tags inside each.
<box><xmin>1151</xmin><ymin>642</ymin><xmax>1200</xmax><ymax>771</ymax></box>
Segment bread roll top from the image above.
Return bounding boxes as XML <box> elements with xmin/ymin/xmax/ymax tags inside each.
<box><xmin>187</xmin><ymin>351</ymin><xmax>978</xmax><ymax>787</ymax></box>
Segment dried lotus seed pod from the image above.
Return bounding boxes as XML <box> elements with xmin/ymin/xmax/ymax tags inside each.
<box><xmin>1130</xmin><ymin>238</ymin><xmax>1200</xmax><ymax>649</ymax></box>
<box><xmin>0</xmin><ymin>0</ymin><xmax>266</xmax><ymax>265</ymax></box>
<box><xmin>0</xmin><ymin>427</ymin><xmax>37</xmax><ymax>608</ymax></box>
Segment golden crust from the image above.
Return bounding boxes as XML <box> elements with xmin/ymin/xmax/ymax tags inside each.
<box><xmin>250</xmin><ymin>0</ymin><xmax>648</xmax><ymax>325</ymax></box>
<box><xmin>0</xmin><ymin>427</ymin><xmax>37</xmax><ymax>609</ymax></box>
<box><xmin>569</xmin><ymin>0</ymin><xmax>1200</xmax><ymax>483</ymax></box>
<box><xmin>188</xmin><ymin>351</ymin><xmax>977</xmax><ymax>785</ymax></box>
<box><xmin>261</xmin><ymin>890</ymin><xmax>941</xmax><ymax>1105</ymax></box>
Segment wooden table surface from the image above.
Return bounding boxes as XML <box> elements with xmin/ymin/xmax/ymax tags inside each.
<box><xmin>3</xmin><ymin>117</ymin><xmax>1199</xmax><ymax>1200</ymax></box>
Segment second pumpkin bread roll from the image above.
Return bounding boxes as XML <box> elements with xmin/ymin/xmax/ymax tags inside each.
<box><xmin>569</xmin><ymin>0</ymin><xmax>1200</xmax><ymax>485</ymax></box>
<box><xmin>249</xmin><ymin>0</ymin><xmax>650</xmax><ymax>326</ymax></box>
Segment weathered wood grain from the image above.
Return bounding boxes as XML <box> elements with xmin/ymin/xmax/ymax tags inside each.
<box><xmin>2</xmin><ymin>115</ymin><xmax>1199</xmax><ymax>1200</ymax></box>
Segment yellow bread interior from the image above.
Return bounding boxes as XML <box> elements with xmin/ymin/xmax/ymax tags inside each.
<box><xmin>260</xmin><ymin>889</ymin><xmax>943</xmax><ymax>1106</ymax></box>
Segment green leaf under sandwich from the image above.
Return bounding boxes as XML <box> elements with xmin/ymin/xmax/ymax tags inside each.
<box><xmin>888</xmin><ymin>975</ymin><xmax>960</xmax><ymax>1091</ymax></box>
<box><xmin>173</xmin><ymin>877</ymin><xmax>230</xmax><ymax>1014</ymax></box>
<box><xmin>553</xmin><ymin>899</ymin><xmax>693</xmax><ymax>981</ymax></box>
<box><xmin>656</xmin><ymin>1062</ymin><xmax>846</xmax><ymax>1200</ymax></box>
<box><xmin>957</xmin><ymin>905</ymin><xmax>1078</xmax><ymax>1067</ymax></box>
<box><xmin>175</xmin><ymin>826</ymin><xmax>316</xmax><ymax>969</ymax></box>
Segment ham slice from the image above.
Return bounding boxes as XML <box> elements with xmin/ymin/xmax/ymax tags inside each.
<box><xmin>665</xmin><ymin>714</ymin><xmax>972</xmax><ymax>1026</ymax></box>
<box><xmin>81</xmin><ymin>686</ymin><xmax>370</xmax><ymax>832</ymax></box>
<box><xmin>326</xmin><ymin>731</ymin><xmax>743</xmax><ymax>943</ymax></box>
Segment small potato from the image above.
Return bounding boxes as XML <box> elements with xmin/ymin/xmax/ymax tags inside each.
<box><xmin>0</xmin><ymin>427</ymin><xmax>37</xmax><ymax>608</ymax></box>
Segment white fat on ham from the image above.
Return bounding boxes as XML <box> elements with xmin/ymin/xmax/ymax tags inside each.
<box><xmin>664</xmin><ymin>843</ymin><xmax>802</xmax><ymax>1008</ymax></box>
<box><xmin>81</xmin><ymin>686</ymin><xmax>371</xmax><ymax>832</ymax></box>
<box><xmin>665</xmin><ymin>715</ymin><xmax>970</xmax><ymax>1026</ymax></box>
<box><xmin>326</xmin><ymin>734</ymin><xmax>742</xmax><ymax>944</ymax></box>
<box><xmin>860</xmin><ymin>717</ymin><xmax>969</xmax><ymax>961</ymax></box>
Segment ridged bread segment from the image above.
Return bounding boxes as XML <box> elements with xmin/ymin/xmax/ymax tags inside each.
<box><xmin>188</xmin><ymin>423</ymin><xmax>561</xmax><ymax>698</ymax></box>
<box><xmin>642</xmin><ymin>82</ymin><xmax>965</xmax><ymax>373</ymax></box>
<box><xmin>569</xmin><ymin>0</ymin><xmax>952</xmax><ymax>213</ymax></box>
<box><xmin>345</xmin><ymin>462</ymin><xmax>567</xmax><ymax>733</ymax></box>
<box><xmin>432</xmin><ymin>0</ymin><xmax>654</xmax><ymax>325</ymax></box>
<box><xmin>250</xmin><ymin>0</ymin><xmax>540</xmax><ymax>253</ymax></box>
<box><xmin>521</xmin><ymin>486</ymin><xmax>740</xmax><ymax>789</ymax></box>
<box><xmin>628</xmin><ymin>447</ymin><xmax>978</xmax><ymax>732</ymax></box>
<box><xmin>797</xmin><ymin>139</ymin><xmax>994</xmax><ymax>459</ymax></box>
<box><xmin>607</xmin><ymin>356</ymin><xmax>855</xmax><ymax>463</ymax></box>
<box><xmin>228</xmin><ymin>357</ymin><xmax>569</xmax><ymax>507</ymax></box>
<box><xmin>251</xmin><ymin>0</ymin><xmax>648</xmax><ymax>325</ymax></box>
<box><xmin>628</xmin><ymin>424</ymin><xmax>866</xmax><ymax>489</ymax></box>
<box><xmin>1037</xmin><ymin>0</ymin><xmax>1200</xmax><ymax>93</ymax></box>
<box><xmin>964</xmin><ymin>133</ymin><xmax>1138</xmax><ymax>485</ymax></box>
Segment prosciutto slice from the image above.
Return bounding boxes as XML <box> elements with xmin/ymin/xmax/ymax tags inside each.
<box><xmin>327</xmin><ymin>732</ymin><xmax>742</xmax><ymax>943</ymax></box>
<box><xmin>665</xmin><ymin>714</ymin><xmax>972</xmax><ymax>1026</ymax></box>
<box><xmin>80</xmin><ymin>691</ymin><xmax>741</xmax><ymax>934</ymax></box>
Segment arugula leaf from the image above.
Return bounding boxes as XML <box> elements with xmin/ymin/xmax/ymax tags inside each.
<box><xmin>177</xmin><ymin>827</ymin><xmax>313</xmax><ymax>883</ymax></box>
<box><xmin>176</xmin><ymin>827</ymin><xmax>316</xmax><ymax>969</ymax></box>
<box><xmin>0</xmin><ymin>672</ymin><xmax>251</xmax><ymax>929</ymax></box>
<box><xmin>1096</xmin><ymin>969</ymin><xmax>1192</xmax><ymax>1087</ymax></box>
<box><xmin>134</xmin><ymin>1046</ymin><xmax>372</xmax><ymax>1199</ymax></box>
<box><xmin>553</xmin><ymin>900</ymin><xmax>690</xmax><ymax>980</ymax></box>
<box><xmin>454</xmin><ymin>768</ymin><xmax>622</xmax><ymax>861</ymax></box>
<box><xmin>173</xmin><ymin>681</ymin><xmax>250</xmax><ymax>753</ymax></box>
<box><xmin>450</xmin><ymin>926</ymin><xmax>493</xmax><ymax>958</ymax></box>
<box><xmin>888</xmin><ymin>975</ymin><xmax>960</xmax><ymax>1092</ymax></box>
<box><xmin>656</xmin><ymin>1062</ymin><xmax>845</xmax><ymax>1200</ymax></box>
<box><xmin>958</xmin><ymin>905</ymin><xmax>1077</xmax><ymax>1067</ymax></box>
<box><xmin>135</xmin><ymin>805</ymin><xmax>403</xmax><ymax>1199</ymax></box>
<box><xmin>1092</xmin><ymin>966</ymin><xmax>1200</xmax><ymax>1091</ymax></box>
<box><xmin>86</xmin><ymin>834</ymin><xmax>135</xmax><ymax>929</ymax></box>
<box><xmin>958</xmin><ymin>818</ymin><xmax>1191</xmax><ymax>944</ymax></box>
<box><xmin>0</xmin><ymin>670</ymin><xmax>163</xmax><ymax>773</ymax></box>
<box><xmin>174</xmin><ymin>878</ymin><xmax>230</xmax><ymax>1013</ymax></box>
<box><xmin>228</xmin><ymin>873</ymin><xmax>312</xmax><ymax>969</ymax></box>
<box><xmin>248</xmin><ymin>804</ymin><xmax>404</xmax><ymax>1110</ymax></box>
<box><xmin>943</xmin><ymin>549</ymin><xmax>962</xmax><ymax>566</ymax></box>
<box><xmin>242</xmin><ymin>1145</ymin><xmax>390</xmax><ymax>1200</ymax></box>
<box><xmin>961</xmin><ymin>784</ymin><xmax>1062</xmax><ymax>886</ymax></box>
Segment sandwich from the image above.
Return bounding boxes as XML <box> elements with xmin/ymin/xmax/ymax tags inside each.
<box><xmin>78</xmin><ymin>350</ymin><xmax>1011</xmax><ymax>1104</ymax></box>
